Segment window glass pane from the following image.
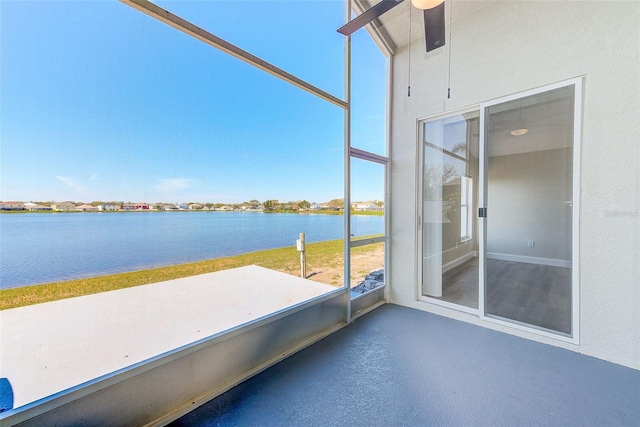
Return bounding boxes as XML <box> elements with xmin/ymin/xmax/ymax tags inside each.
<box><xmin>350</xmin><ymin>157</ymin><xmax>385</xmax><ymax>302</ymax></box>
<box><xmin>485</xmin><ymin>86</ymin><xmax>574</xmax><ymax>335</ymax></box>
<box><xmin>351</xmin><ymin>28</ymin><xmax>387</xmax><ymax>155</ymax></box>
<box><xmin>1</xmin><ymin>0</ymin><xmax>344</xmax><ymax>409</ymax></box>
<box><xmin>422</xmin><ymin>112</ymin><xmax>479</xmax><ymax>310</ymax></box>
<box><xmin>350</xmin><ymin>241</ymin><xmax>385</xmax><ymax>297</ymax></box>
<box><xmin>350</xmin><ymin>158</ymin><xmax>385</xmax><ymax>241</ymax></box>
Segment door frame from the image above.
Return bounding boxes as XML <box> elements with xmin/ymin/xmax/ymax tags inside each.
<box><xmin>417</xmin><ymin>77</ymin><xmax>583</xmax><ymax>343</ymax></box>
<box><xmin>416</xmin><ymin>105</ymin><xmax>481</xmax><ymax>316</ymax></box>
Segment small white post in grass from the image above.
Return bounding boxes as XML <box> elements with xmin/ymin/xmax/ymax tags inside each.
<box><xmin>296</xmin><ymin>232</ymin><xmax>306</xmax><ymax>279</ymax></box>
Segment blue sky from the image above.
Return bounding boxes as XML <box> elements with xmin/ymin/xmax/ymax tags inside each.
<box><xmin>0</xmin><ymin>0</ymin><xmax>386</xmax><ymax>204</ymax></box>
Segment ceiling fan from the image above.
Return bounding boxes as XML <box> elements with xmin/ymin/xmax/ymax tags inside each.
<box><xmin>337</xmin><ymin>0</ymin><xmax>446</xmax><ymax>52</ymax></box>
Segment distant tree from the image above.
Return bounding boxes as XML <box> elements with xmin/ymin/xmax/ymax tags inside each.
<box><xmin>249</xmin><ymin>199</ymin><xmax>260</xmax><ymax>207</ymax></box>
<box><xmin>451</xmin><ymin>142</ymin><xmax>467</xmax><ymax>156</ymax></box>
<box><xmin>263</xmin><ymin>200</ymin><xmax>278</xmax><ymax>212</ymax></box>
<box><xmin>328</xmin><ymin>198</ymin><xmax>344</xmax><ymax>209</ymax></box>
<box><xmin>298</xmin><ymin>200</ymin><xmax>311</xmax><ymax>210</ymax></box>
<box><xmin>424</xmin><ymin>164</ymin><xmax>459</xmax><ymax>201</ymax></box>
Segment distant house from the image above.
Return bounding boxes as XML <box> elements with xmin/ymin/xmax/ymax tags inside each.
<box><xmin>51</xmin><ymin>202</ymin><xmax>76</xmax><ymax>212</ymax></box>
<box><xmin>76</xmin><ymin>204</ymin><xmax>99</xmax><ymax>211</ymax></box>
<box><xmin>216</xmin><ymin>205</ymin><xmax>234</xmax><ymax>211</ymax></box>
<box><xmin>133</xmin><ymin>203</ymin><xmax>150</xmax><ymax>210</ymax></box>
<box><xmin>23</xmin><ymin>203</ymin><xmax>52</xmax><ymax>211</ymax></box>
<box><xmin>0</xmin><ymin>202</ymin><xmax>25</xmax><ymax>210</ymax></box>
<box><xmin>163</xmin><ymin>205</ymin><xmax>179</xmax><ymax>211</ymax></box>
<box><xmin>351</xmin><ymin>202</ymin><xmax>383</xmax><ymax>212</ymax></box>
<box><xmin>318</xmin><ymin>203</ymin><xmax>342</xmax><ymax>211</ymax></box>
<box><xmin>189</xmin><ymin>204</ymin><xmax>203</xmax><ymax>210</ymax></box>
<box><xmin>98</xmin><ymin>204</ymin><xmax>120</xmax><ymax>211</ymax></box>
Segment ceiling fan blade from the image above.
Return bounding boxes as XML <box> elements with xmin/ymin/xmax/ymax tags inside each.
<box><xmin>338</xmin><ymin>0</ymin><xmax>404</xmax><ymax>36</ymax></box>
<box><xmin>424</xmin><ymin>2</ymin><xmax>445</xmax><ymax>52</ymax></box>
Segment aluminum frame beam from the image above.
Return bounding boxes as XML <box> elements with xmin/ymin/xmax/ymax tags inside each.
<box><xmin>120</xmin><ymin>0</ymin><xmax>347</xmax><ymax>110</ymax></box>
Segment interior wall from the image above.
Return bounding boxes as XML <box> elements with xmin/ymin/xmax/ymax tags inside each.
<box><xmin>487</xmin><ymin>147</ymin><xmax>572</xmax><ymax>263</ymax></box>
<box><xmin>389</xmin><ymin>1</ymin><xmax>639</xmax><ymax>369</ymax></box>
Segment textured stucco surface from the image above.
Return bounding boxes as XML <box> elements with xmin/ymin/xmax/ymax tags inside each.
<box><xmin>388</xmin><ymin>1</ymin><xmax>639</xmax><ymax>369</ymax></box>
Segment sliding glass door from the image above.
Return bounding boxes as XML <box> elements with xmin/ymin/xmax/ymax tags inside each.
<box><xmin>484</xmin><ymin>85</ymin><xmax>576</xmax><ymax>336</ymax></box>
<box><xmin>420</xmin><ymin>80</ymin><xmax>580</xmax><ymax>339</ymax></box>
<box><xmin>420</xmin><ymin>111</ymin><xmax>480</xmax><ymax>311</ymax></box>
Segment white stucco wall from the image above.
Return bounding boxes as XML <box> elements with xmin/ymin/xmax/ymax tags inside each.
<box><xmin>389</xmin><ymin>1</ymin><xmax>639</xmax><ymax>369</ymax></box>
<box><xmin>487</xmin><ymin>147</ymin><xmax>573</xmax><ymax>262</ymax></box>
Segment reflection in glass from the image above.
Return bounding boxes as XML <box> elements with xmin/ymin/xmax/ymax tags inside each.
<box><xmin>485</xmin><ymin>86</ymin><xmax>574</xmax><ymax>335</ymax></box>
<box><xmin>422</xmin><ymin>112</ymin><xmax>479</xmax><ymax>309</ymax></box>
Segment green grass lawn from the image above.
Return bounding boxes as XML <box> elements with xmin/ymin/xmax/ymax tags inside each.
<box><xmin>0</xmin><ymin>238</ymin><xmax>382</xmax><ymax>310</ymax></box>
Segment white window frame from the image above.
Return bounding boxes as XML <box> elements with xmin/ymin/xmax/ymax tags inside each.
<box><xmin>459</xmin><ymin>175</ymin><xmax>473</xmax><ymax>243</ymax></box>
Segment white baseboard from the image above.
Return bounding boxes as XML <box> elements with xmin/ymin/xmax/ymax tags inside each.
<box><xmin>487</xmin><ymin>252</ymin><xmax>571</xmax><ymax>268</ymax></box>
<box><xmin>443</xmin><ymin>251</ymin><xmax>476</xmax><ymax>273</ymax></box>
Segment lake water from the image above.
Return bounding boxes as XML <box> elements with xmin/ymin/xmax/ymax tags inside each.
<box><xmin>0</xmin><ymin>212</ymin><xmax>383</xmax><ymax>289</ymax></box>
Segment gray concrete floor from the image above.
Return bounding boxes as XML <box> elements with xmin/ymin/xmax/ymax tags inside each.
<box><xmin>170</xmin><ymin>304</ymin><xmax>639</xmax><ymax>426</ymax></box>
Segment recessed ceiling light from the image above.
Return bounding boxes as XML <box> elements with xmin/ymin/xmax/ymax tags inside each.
<box><xmin>510</xmin><ymin>128</ymin><xmax>528</xmax><ymax>136</ymax></box>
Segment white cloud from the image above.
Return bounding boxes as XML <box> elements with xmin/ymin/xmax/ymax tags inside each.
<box><xmin>55</xmin><ymin>176</ymin><xmax>87</xmax><ymax>194</ymax></box>
<box><xmin>155</xmin><ymin>178</ymin><xmax>195</xmax><ymax>193</ymax></box>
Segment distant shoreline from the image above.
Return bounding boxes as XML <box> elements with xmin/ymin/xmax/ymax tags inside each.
<box><xmin>0</xmin><ymin>210</ymin><xmax>383</xmax><ymax>216</ymax></box>
<box><xmin>0</xmin><ymin>237</ymin><xmax>384</xmax><ymax>310</ymax></box>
